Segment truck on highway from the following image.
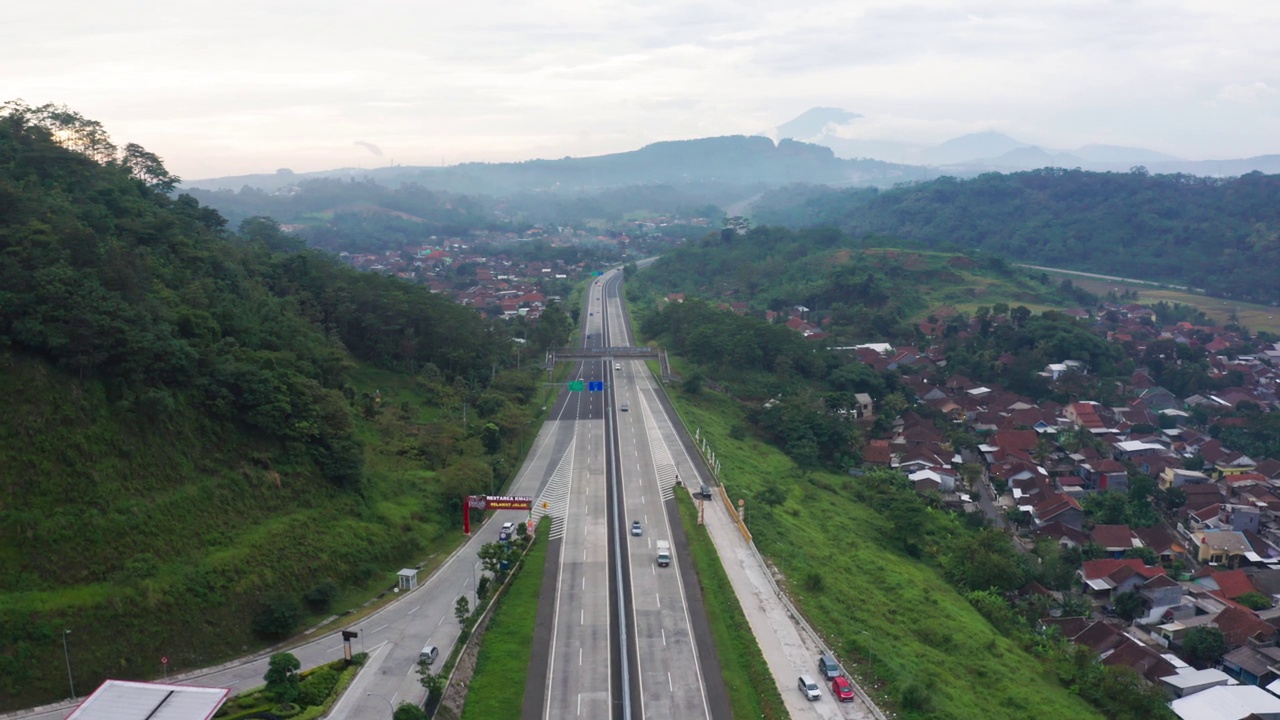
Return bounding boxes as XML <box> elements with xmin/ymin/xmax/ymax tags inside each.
<box><xmin>656</xmin><ymin>540</ymin><xmax>671</xmax><ymax>567</ymax></box>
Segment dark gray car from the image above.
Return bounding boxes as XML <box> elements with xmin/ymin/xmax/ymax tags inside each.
<box><xmin>818</xmin><ymin>653</ymin><xmax>840</xmax><ymax>679</ymax></box>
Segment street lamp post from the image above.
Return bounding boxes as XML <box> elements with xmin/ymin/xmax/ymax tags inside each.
<box><xmin>62</xmin><ymin>629</ymin><xmax>76</xmax><ymax>701</ymax></box>
<box><xmin>366</xmin><ymin>692</ymin><xmax>395</xmax><ymax>715</ymax></box>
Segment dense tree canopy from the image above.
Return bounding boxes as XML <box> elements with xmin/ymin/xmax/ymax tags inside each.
<box><xmin>0</xmin><ymin>107</ymin><xmax>531</xmax><ymax>492</ymax></box>
<box><xmin>751</xmin><ymin>168</ymin><xmax>1280</xmax><ymax>303</ymax></box>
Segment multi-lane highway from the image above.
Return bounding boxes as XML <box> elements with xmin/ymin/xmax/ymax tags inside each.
<box><xmin>11</xmin><ymin>266</ymin><xmax>724</xmax><ymax>720</ymax></box>
<box><xmin>539</xmin><ymin>269</ymin><xmax>718</xmax><ymax>719</ymax></box>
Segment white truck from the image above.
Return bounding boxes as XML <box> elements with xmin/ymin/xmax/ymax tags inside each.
<box><xmin>656</xmin><ymin>540</ymin><xmax>671</xmax><ymax>567</ymax></box>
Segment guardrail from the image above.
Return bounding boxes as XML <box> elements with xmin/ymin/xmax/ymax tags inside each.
<box><xmin>717</xmin><ymin>485</ymin><xmax>751</xmax><ymax>542</ymax></box>
<box><xmin>648</xmin><ymin>366</ymin><xmax>891</xmax><ymax>720</ymax></box>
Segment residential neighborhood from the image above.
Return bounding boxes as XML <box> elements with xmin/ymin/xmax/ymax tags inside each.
<box><xmin>825</xmin><ymin>302</ymin><xmax>1280</xmax><ymax>719</ymax></box>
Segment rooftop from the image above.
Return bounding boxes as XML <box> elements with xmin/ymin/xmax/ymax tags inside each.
<box><xmin>66</xmin><ymin>680</ymin><xmax>229</xmax><ymax>720</ymax></box>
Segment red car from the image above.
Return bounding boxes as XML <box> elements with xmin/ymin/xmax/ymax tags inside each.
<box><xmin>832</xmin><ymin>676</ymin><xmax>856</xmax><ymax>702</ymax></box>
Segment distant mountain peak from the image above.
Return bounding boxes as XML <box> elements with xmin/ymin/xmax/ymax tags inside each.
<box><xmin>921</xmin><ymin>131</ymin><xmax>1029</xmax><ymax>166</ymax></box>
<box><xmin>775</xmin><ymin>107</ymin><xmax>863</xmax><ymax>140</ymax></box>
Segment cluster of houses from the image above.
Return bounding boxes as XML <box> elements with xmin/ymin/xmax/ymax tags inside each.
<box><xmin>841</xmin><ymin>311</ymin><xmax>1280</xmax><ymax>719</ymax></box>
<box><xmin>338</xmin><ymin>240</ymin><xmax>585</xmax><ymax>320</ymax></box>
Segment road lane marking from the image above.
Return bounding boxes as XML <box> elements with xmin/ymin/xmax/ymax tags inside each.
<box><xmin>434</xmin><ymin>616</ymin><xmax>444</xmax><ymax>630</ymax></box>
<box><xmin>371</xmin><ymin>623</ymin><xmax>387</xmax><ymax>634</ymax></box>
<box><xmin>662</xmin><ymin>628</ymin><xmax>667</xmax><ymax>646</ymax></box>
<box><xmin>668</xmin><ymin>672</ymin><xmax>673</xmax><ymax>692</ymax></box>
<box><xmin>579</xmin><ymin>647</ymin><xmax>583</xmax><ymax>666</ymax></box>
<box><xmin>580</xmin><ymin>609</ymin><xmax>584</xmax><ymax>625</ymax></box>
<box><xmin>408</xmin><ymin>605</ymin><xmax>420</xmax><ymax>614</ymax></box>
<box><xmin>656</xmin><ymin>593</ymin><xmax>661</xmax><ymax>608</ymax></box>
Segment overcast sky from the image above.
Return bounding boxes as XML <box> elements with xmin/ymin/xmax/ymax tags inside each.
<box><xmin>6</xmin><ymin>0</ymin><xmax>1278</xmax><ymax>178</ymax></box>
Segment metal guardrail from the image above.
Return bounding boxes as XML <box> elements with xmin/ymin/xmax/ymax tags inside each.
<box><xmin>649</xmin><ymin>367</ymin><xmax>891</xmax><ymax>720</ymax></box>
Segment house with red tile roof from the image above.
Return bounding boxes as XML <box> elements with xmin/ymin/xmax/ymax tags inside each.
<box><xmin>1080</xmin><ymin>558</ymin><xmax>1166</xmax><ymax>598</ymax></box>
<box><xmin>1031</xmin><ymin>492</ymin><xmax>1084</xmax><ymax>530</ymax></box>
<box><xmin>1211</xmin><ymin>605</ymin><xmax>1276</xmax><ymax>647</ymax></box>
<box><xmin>1091</xmin><ymin>524</ymin><xmax>1140</xmax><ymax>558</ymax></box>
<box><xmin>1201</xmin><ymin>569</ymin><xmax>1259</xmax><ymax>602</ymax></box>
<box><xmin>1066</xmin><ymin>401</ymin><xmax>1106</xmax><ymax>431</ymax></box>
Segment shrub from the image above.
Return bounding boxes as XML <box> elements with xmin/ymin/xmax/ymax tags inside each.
<box><xmin>303</xmin><ymin>580</ymin><xmax>339</xmax><ymax>613</ymax></box>
<box><xmin>803</xmin><ymin>571</ymin><xmax>825</xmax><ymax>592</ymax></box>
<box><xmin>253</xmin><ymin>595</ymin><xmax>304</xmax><ymax>640</ymax></box>
<box><xmin>297</xmin><ymin>668</ymin><xmax>338</xmax><ymax>707</ymax></box>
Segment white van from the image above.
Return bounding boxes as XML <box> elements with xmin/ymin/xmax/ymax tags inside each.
<box><xmin>419</xmin><ymin>644</ymin><xmax>439</xmax><ymax>665</ymax></box>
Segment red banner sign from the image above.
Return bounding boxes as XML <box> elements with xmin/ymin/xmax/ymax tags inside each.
<box><xmin>463</xmin><ymin>495</ymin><xmax>535</xmax><ymax>534</ymax></box>
<box><xmin>484</xmin><ymin>495</ymin><xmax>533</xmax><ymax>511</ymax></box>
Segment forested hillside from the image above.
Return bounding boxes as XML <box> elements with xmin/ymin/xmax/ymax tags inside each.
<box><xmin>0</xmin><ymin>104</ymin><xmax>565</xmax><ymax>708</ymax></box>
<box><xmin>750</xmin><ymin>168</ymin><xmax>1280</xmax><ymax>303</ymax></box>
<box><xmin>628</xmin><ymin>224</ymin><xmax>1094</xmax><ymax>343</ymax></box>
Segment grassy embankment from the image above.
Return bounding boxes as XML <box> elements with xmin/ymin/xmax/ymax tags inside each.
<box><xmin>457</xmin><ymin>522</ymin><xmax>550</xmax><ymax>720</ymax></box>
<box><xmin>661</xmin><ymin>384</ymin><xmax>1102</xmax><ymax>720</ymax></box>
<box><xmin>674</xmin><ymin>491</ymin><xmax>788</xmax><ymax>719</ymax></box>
<box><xmin>0</xmin><ymin>354</ymin><xmax>547</xmax><ymax>710</ymax></box>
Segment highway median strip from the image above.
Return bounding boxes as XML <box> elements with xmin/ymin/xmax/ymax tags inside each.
<box><xmin>448</xmin><ymin>519</ymin><xmax>550</xmax><ymax>720</ymax></box>
<box><xmin>675</xmin><ymin>490</ymin><xmax>788</xmax><ymax>720</ymax></box>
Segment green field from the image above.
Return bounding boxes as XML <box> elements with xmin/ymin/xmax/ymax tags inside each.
<box><xmin>675</xmin><ymin>491</ymin><xmax>788</xmax><ymax>719</ymax></box>
<box><xmin>1034</xmin><ymin>267</ymin><xmax>1280</xmax><ymax>335</ymax></box>
<box><xmin>662</xmin><ymin>386</ymin><xmax>1102</xmax><ymax>720</ymax></box>
<box><xmin>458</xmin><ymin>522</ymin><xmax>550</xmax><ymax>720</ymax></box>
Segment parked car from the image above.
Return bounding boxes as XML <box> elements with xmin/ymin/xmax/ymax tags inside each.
<box><xmin>798</xmin><ymin>674</ymin><xmax>822</xmax><ymax>701</ymax></box>
<box><xmin>818</xmin><ymin>653</ymin><xmax>840</xmax><ymax>679</ymax></box>
<box><xmin>631</xmin><ymin>520</ymin><xmax>642</xmax><ymax>536</ymax></box>
<box><xmin>832</xmin><ymin>675</ymin><xmax>855</xmax><ymax>702</ymax></box>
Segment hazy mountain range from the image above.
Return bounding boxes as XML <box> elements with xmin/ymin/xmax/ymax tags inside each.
<box><xmin>186</xmin><ymin>136</ymin><xmax>921</xmax><ymax>195</ymax></box>
<box><xmin>768</xmin><ymin>107</ymin><xmax>1280</xmax><ymax>176</ymax></box>
<box><xmin>186</xmin><ymin>107</ymin><xmax>1279</xmax><ymax>196</ymax></box>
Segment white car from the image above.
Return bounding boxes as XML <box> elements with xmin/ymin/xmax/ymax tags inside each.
<box><xmin>499</xmin><ymin>522</ymin><xmax>515</xmax><ymax>541</ymax></box>
<box><xmin>798</xmin><ymin>674</ymin><xmax>822</xmax><ymax>701</ymax></box>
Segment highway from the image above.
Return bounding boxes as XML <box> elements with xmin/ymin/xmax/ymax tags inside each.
<box><xmin>540</xmin><ymin>268</ymin><xmax>720</xmax><ymax>719</ymax></box>
<box><xmin>11</xmin><ymin>266</ymin><xmax>723</xmax><ymax>720</ymax></box>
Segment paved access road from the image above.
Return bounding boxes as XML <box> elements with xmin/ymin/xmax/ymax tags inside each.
<box><xmin>8</xmin><ymin>293</ymin><xmax>599</xmax><ymax>720</ymax></box>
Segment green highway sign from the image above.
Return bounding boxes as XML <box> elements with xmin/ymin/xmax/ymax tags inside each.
<box><xmin>568</xmin><ymin>381</ymin><xmax>585</xmax><ymax>391</ymax></box>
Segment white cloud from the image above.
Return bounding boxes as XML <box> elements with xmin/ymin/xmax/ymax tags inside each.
<box><xmin>1217</xmin><ymin>82</ymin><xmax>1278</xmax><ymax>105</ymax></box>
<box><xmin>4</xmin><ymin>0</ymin><xmax>1278</xmax><ymax>175</ymax></box>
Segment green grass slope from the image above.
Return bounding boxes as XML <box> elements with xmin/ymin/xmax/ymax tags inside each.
<box><xmin>0</xmin><ymin>104</ymin><xmax>557</xmax><ymax>710</ymax></box>
<box><xmin>665</xmin><ymin>388</ymin><xmax>1102</xmax><ymax>720</ymax></box>
<box><xmin>0</xmin><ymin>351</ymin><xmax>549</xmax><ymax>709</ymax></box>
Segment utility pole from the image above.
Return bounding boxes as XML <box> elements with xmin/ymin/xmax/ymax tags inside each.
<box><xmin>62</xmin><ymin>629</ymin><xmax>75</xmax><ymax>701</ymax></box>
